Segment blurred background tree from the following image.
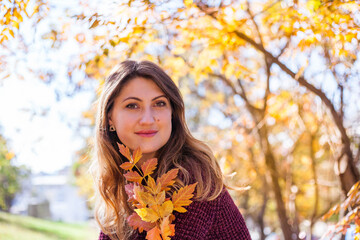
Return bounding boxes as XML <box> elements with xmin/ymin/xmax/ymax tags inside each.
<box><xmin>0</xmin><ymin>135</ymin><xmax>28</xmax><ymax>211</ymax></box>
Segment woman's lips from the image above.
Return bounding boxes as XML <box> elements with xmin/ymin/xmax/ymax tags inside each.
<box><xmin>136</xmin><ymin>132</ymin><xmax>157</xmax><ymax>137</ymax></box>
<box><xmin>135</xmin><ymin>130</ymin><xmax>158</xmax><ymax>137</ymax></box>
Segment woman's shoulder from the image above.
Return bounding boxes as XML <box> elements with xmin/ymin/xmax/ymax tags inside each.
<box><xmin>171</xmin><ymin>188</ymin><xmax>251</xmax><ymax>239</ymax></box>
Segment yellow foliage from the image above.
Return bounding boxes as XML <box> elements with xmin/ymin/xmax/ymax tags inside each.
<box><xmin>5</xmin><ymin>152</ymin><xmax>15</xmax><ymax>160</ymax></box>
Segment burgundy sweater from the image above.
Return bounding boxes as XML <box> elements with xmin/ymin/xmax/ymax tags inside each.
<box><xmin>98</xmin><ymin>188</ymin><xmax>251</xmax><ymax>240</ymax></box>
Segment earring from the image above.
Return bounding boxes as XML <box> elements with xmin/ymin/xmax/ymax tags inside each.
<box><xmin>109</xmin><ymin>125</ymin><xmax>116</xmax><ymax>131</ymax></box>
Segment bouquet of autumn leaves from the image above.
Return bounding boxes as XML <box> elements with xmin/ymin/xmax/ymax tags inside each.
<box><xmin>117</xmin><ymin>143</ymin><xmax>197</xmax><ymax>240</ymax></box>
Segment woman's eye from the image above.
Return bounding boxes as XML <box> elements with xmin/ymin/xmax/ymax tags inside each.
<box><xmin>155</xmin><ymin>101</ymin><xmax>166</xmax><ymax>107</ymax></box>
<box><xmin>126</xmin><ymin>103</ymin><xmax>138</xmax><ymax>109</ymax></box>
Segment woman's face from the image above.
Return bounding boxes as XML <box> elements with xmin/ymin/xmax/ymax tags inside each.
<box><xmin>109</xmin><ymin>77</ymin><xmax>172</xmax><ymax>160</ymax></box>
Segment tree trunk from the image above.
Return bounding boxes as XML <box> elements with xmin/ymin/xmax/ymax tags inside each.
<box><xmin>258</xmin><ymin>125</ymin><xmax>297</xmax><ymax>240</ymax></box>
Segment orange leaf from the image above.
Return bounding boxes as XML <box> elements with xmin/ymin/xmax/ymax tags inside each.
<box><xmin>347</xmin><ymin>181</ymin><xmax>360</xmax><ymax>197</ymax></box>
<box><xmin>172</xmin><ymin>183</ymin><xmax>197</xmax><ymax>213</ymax></box>
<box><xmin>133</xmin><ymin>147</ymin><xmax>142</xmax><ymax>165</ymax></box>
<box><xmin>127</xmin><ymin>212</ymin><xmax>156</xmax><ymax>233</ymax></box>
<box><xmin>145</xmin><ymin>176</ymin><xmax>161</xmax><ymax>195</ymax></box>
<box><xmin>157</xmin><ymin>169</ymin><xmax>179</xmax><ymax>190</ymax></box>
<box><xmin>124</xmin><ymin>171</ymin><xmax>143</xmax><ymax>184</ymax></box>
<box><xmin>160</xmin><ymin>215</ymin><xmax>175</xmax><ymax>240</ymax></box>
<box><xmin>118</xmin><ymin>143</ymin><xmax>132</xmax><ymax>161</ymax></box>
<box><xmin>120</xmin><ymin>162</ymin><xmax>133</xmax><ymax>170</ymax></box>
<box><xmin>141</xmin><ymin>158</ymin><xmax>157</xmax><ymax>176</ymax></box>
<box><xmin>146</xmin><ymin>226</ymin><xmax>162</xmax><ymax>240</ymax></box>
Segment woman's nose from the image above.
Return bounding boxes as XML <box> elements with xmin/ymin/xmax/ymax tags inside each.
<box><xmin>139</xmin><ymin>108</ymin><xmax>156</xmax><ymax>124</ymax></box>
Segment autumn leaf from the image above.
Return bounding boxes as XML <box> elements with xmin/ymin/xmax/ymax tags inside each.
<box><xmin>145</xmin><ymin>176</ymin><xmax>161</xmax><ymax>195</ymax></box>
<box><xmin>158</xmin><ymin>200</ymin><xmax>173</xmax><ymax>218</ymax></box>
<box><xmin>5</xmin><ymin>152</ymin><xmax>15</xmax><ymax>160</ymax></box>
<box><xmin>125</xmin><ymin>183</ymin><xmax>136</xmax><ymax>203</ymax></box>
<box><xmin>117</xmin><ymin>143</ymin><xmax>132</xmax><ymax>161</ymax></box>
<box><xmin>146</xmin><ymin>226</ymin><xmax>162</xmax><ymax>240</ymax></box>
<box><xmin>347</xmin><ymin>181</ymin><xmax>360</xmax><ymax>197</ymax></box>
<box><xmin>157</xmin><ymin>169</ymin><xmax>179</xmax><ymax>191</ymax></box>
<box><xmin>124</xmin><ymin>171</ymin><xmax>143</xmax><ymax>184</ymax></box>
<box><xmin>133</xmin><ymin>147</ymin><xmax>142</xmax><ymax>165</ymax></box>
<box><xmin>154</xmin><ymin>190</ymin><xmax>165</xmax><ymax>205</ymax></box>
<box><xmin>119</xmin><ymin>147</ymin><xmax>196</xmax><ymax>238</ymax></box>
<box><xmin>134</xmin><ymin>184</ymin><xmax>147</xmax><ymax>207</ymax></box>
<box><xmin>127</xmin><ymin>212</ymin><xmax>156</xmax><ymax>233</ymax></box>
<box><xmin>120</xmin><ymin>162</ymin><xmax>133</xmax><ymax>170</ymax></box>
<box><xmin>135</xmin><ymin>207</ymin><xmax>160</xmax><ymax>223</ymax></box>
<box><xmin>172</xmin><ymin>183</ymin><xmax>197</xmax><ymax>213</ymax></box>
<box><xmin>160</xmin><ymin>215</ymin><xmax>175</xmax><ymax>240</ymax></box>
<box><xmin>141</xmin><ymin>158</ymin><xmax>157</xmax><ymax>176</ymax></box>
<box><xmin>137</xmin><ymin>190</ymin><xmax>157</xmax><ymax>206</ymax></box>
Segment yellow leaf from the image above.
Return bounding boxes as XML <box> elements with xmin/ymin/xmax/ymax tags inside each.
<box><xmin>12</xmin><ymin>21</ymin><xmax>19</xmax><ymax>30</ymax></box>
<box><xmin>137</xmin><ymin>191</ymin><xmax>157</xmax><ymax>206</ymax></box>
<box><xmin>145</xmin><ymin>176</ymin><xmax>161</xmax><ymax>195</ymax></box>
<box><xmin>154</xmin><ymin>190</ymin><xmax>165</xmax><ymax>205</ymax></box>
<box><xmin>184</xmin><ymin>0</ymin><xmax>193</xmax><ymax>8</ymax></box>
<box><xmin>8</xmin><ymin>29</ymin><xmax>14</xmax><ymax>38</ymax></box>
<box><xmin>13</xmin><ymin>8</ymin><xmax>23</xmax><ymax>22</ymax></box>
<box><xmin>5</xmin><ymin>152</ymin><xmax>15</xmax><ymax>160</ymax></box>
<box><xmin>135</xmin><ymin>207</ymin><xmax>160</xmax><ymax>223</ymax></box>
<box><xmin>158</xmin><ymin>200</ymin><xmax>173</xmax><ymax>218</ymax></box>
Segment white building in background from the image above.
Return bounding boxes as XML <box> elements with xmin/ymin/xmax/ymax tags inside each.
<box><xmin>10</xmin><ymin>167</ymin><xmax>90</xmax><ymax>223</ymax></box>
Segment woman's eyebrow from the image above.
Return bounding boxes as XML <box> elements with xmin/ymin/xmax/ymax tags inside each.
<box><xmin>122</xmin><ymin>95</ymin><xmax>167</xmax><ymax>103</ymax></box>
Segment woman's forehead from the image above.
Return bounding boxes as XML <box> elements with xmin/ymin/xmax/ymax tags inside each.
<box><xmin>117</xmin><ymin>77</ymin><xmax>167</xmax><ymax>101</ymax></box>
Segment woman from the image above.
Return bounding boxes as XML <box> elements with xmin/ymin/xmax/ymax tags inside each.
<box><xmin>93</xmin><ymin>60</ymin><xmax>251</xmax><ymax>240</ymax></box>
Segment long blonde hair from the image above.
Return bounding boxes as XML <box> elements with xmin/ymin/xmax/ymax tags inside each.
<box><xmin>92</xmin><ymin>60</ymin><xmax>224</xmax><ymax>239</ymax></box>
